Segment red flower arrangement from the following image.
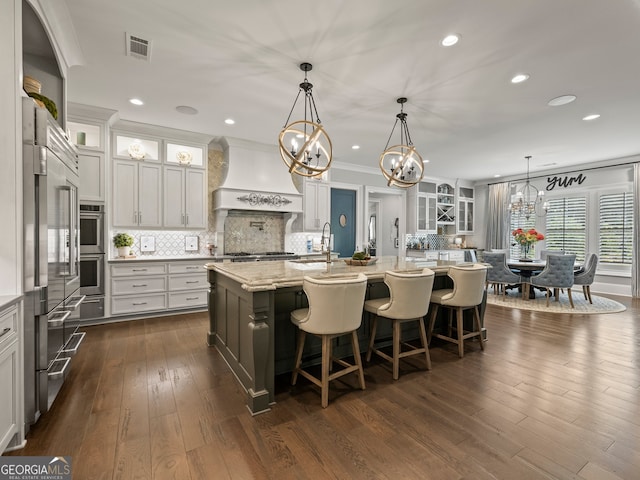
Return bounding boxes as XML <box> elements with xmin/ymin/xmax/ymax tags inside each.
<box><xmin>512</xmin><ymin>228</ymin><xmax>545</xmax><ymax>247</ymax></box>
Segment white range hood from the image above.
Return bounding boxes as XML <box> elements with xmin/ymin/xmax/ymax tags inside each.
<box><xmin>212</xmin><ymin>137</ymin><xmax>303</xmax><ymax>212</ymax></box>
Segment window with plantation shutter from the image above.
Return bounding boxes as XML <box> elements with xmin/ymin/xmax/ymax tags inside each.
<box><xmin>599</xmin><ymin>192</ymin><xmax>633</xmax><ymax>264</ymax></box>
<box><xmin>544</xmin><ymin>197</ymin><xmax>587</xmax><ymax>262</ymax></box>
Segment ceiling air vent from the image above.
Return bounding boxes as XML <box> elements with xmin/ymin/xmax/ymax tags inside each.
<box><xmin>126</xmin><ymin>33</ymin><xmax>152</xmax><ymax>61</ymax></box>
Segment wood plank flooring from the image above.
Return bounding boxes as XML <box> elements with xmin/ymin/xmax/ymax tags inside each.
<box><xmin>5</xmin><ymin>294</ymin><xmax>640</xmax><ymax>479</ymax></box>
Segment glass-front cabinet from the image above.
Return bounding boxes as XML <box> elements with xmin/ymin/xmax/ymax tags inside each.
<box><xmin>417</xmin><ymin>181</ymin><xmax>437</xmax><ymax>233</ymax></box>
<box><xmin>457</xmin><ymin>186</ymin><xmax>474</xmax><ymax>234</ymax></box>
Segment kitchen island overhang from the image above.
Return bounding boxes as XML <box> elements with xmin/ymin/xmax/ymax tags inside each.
<box><xmin>205</xmin><ymin>256</ymin><xmax>486</xmax><ymax>415</ymax></box>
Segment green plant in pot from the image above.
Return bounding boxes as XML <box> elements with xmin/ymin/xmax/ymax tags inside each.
<box><xmin>113</xmin><ymin>233</ymin><xmax>134</xmax><ymax>257</ymax></box>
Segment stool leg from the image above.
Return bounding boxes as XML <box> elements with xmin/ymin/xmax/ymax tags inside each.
<box><xmin>393</xmin><ymin>320</ymin><xmax>401</xmax><ymax>380</ymax></box>
<box><xmin>366</xmin><ymin>315</ymin><xmax>378</xmax><ymax>362</ymax></box>
<box><xmin>292</xmin><ymin>329</ymin><xmax>305</xmax><ymax>385</ymax></box>
<box><xmin>427</xmin><ymin>304</ymin><xmax>439</xmax><ymax>344</ymax></box>
<box><xmin>473</xmin><ymin>306</ymin><xmax>484</xmax><ymax>351</ymax></box>
<box><xmin>418</xmin><ymin>317</ymin><xmax>431</xmax><ymax>370</ymax></box>
<box><xmin>456</xmin><ymin>307</ymin><xmax>464</xmax><ymax>358</ymax></box>
<box><xmin>351</xmin><ymin>331</ymin><xmax>366</xmax><ymax>390</ymax></box>
<box><xmin>321</xmin><ymin>335</ymin><xmax>331</xmax><ymax>408</ymax></box>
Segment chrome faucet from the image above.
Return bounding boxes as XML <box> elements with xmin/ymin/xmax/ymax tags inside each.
<box><xmin>321</xmin><ymin>222</ymin><xmax>331</xmax><ymax>263</ymax></box>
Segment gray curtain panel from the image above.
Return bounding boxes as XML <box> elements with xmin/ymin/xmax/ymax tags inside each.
<box><xmin>485</xmin><ymin>182</ymin><xmax>511</xmax><ymax>251</ymax></box>
<box><xmin>632</xmin><ymin>163</ymin><xmax>640</xmax><ymax>297</ymax></box>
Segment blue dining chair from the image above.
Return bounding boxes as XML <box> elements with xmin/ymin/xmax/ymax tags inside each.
<box><xmin>530</xmin><ymin>254</ymin><xmax>577</xmax><ymax>308</ymax></box>
<box><xmin>483</xmin><ymin>252</ymin><xmax>522</xmax><ymax>296</ymax></box>
<box><xmin>573</xmin><ymin>253</ymin><xmax>599</xmax><ymax>303</ymax></box>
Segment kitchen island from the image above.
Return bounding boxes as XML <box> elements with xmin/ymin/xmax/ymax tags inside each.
<box><xmin>205</xmin><ymin>256</ymin><xmax>486</xmax><ymax>414</ymax></box>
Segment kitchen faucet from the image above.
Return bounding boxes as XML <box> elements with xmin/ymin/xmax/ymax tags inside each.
<box><xmin>321</xmin><ymin>222</ymin><xmax>331</xmax><ymax>263</ymax></box>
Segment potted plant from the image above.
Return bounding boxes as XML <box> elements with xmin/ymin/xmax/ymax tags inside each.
<box><xmin>113</xmin><ymin>233</ymin><xmax>134</xmax><ymax>257</ymax></box>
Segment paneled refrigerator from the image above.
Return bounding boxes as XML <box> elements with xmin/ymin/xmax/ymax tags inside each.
<box><xmin>22</xmin><ymin>97</ymin><xmax>85</xmax><ymax>429</ymax></box>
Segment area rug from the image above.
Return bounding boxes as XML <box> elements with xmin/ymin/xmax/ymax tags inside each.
<box><xmin>486</xmin><ymin>290</ymin><xmax>626</xmax><ymax>314</ymax></box>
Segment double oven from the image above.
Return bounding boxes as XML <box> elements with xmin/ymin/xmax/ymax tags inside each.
<box><xmin>79</xmin><ymin>204</ymin><xmax>105</xmax><ymax>320</ymax></box>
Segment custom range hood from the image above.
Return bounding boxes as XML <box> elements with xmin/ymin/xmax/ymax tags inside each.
<box><xmin>210</xmin><ymin>137</ymin><xmax>303</xmax><ymax>233</ymax></box>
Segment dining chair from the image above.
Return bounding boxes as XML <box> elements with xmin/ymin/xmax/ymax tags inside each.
<box><xmin>290</xmin><ymin>273</ymin><xmax>368</xmax><ymax>408</ymax></box>
<box><xmin>364</xmin><ymin>268</ymin><xmax>435</xmax><ymax>380</ymax></box>
<box><xmin>530</xmin><ymin>254</ymin><xmax>577</xmax><ymax>308</ymax></box>
<box><xmin>483</xmin><ymin>251</ymin><xmax>522</xmax><ymax>296</ymax></box>
<box><xmin>428</xmin><ymin>264</ymin><xmax>487</xmax><ymax>358</ymax></box>
<box><xmin>573</xmin><ymin>253</ymin><xmax>599</xmax><ymax>303</ymax></box>
<box><xmin>539</xmin><ymin>249</ymin><xmax>564</xmax><ymax>260</ymax></box>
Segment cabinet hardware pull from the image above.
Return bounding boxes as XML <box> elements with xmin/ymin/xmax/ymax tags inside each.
<box><xmin>132</xmin><ymin>269</ymin><xmax>147</xmax><ymax>272</ymax></box>
<box><xmin>186</xmin><ymin>297</ymin><xmax>198</xmax><ymax>300</ymax></box>
<box><xmin>186</xmin><ymin>266</ymin><xmax>199</xmax><ymax>269</ymax></box>
<box><xmin>0</xmin><ymin>327</ymin><xmax>11</xmax><ymax>338</ymax></box>
<box><xmin>132</xmin><ymin>302</ymin><xmax>147</xmax><ymax>306</ymax></box>
<box><xmin>132</xmin><ymin>284</ymin><xmax>148</xmax><ymax>287</ymax></box>
<box><xmin>186</xmin><ymin>214</ymin><xmax>189</xmax><ymax>225</ymax></box>
<box><xmin>186</xmin><ymin>280</ymin><xmax>199</xmax><ymax>284</ymax></box>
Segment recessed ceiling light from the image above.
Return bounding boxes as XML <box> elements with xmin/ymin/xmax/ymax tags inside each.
<box><xmin>511</xmin><ymin>74</ymin><xmax>530</xmax><ymax>84</ymax></box>
<box><xmin>129</xmin><ymin>98</ymin><xmax>144</xmax><ymax>106</ymax></box>
<box><xmin>583</xmin><ymin>114</ymin><xmax>601</xmax><ymax>121</ymax></box>
<box><xmin>175</xmin><ymin>105</ymin><xmax>198</xmax><ymax>115</ymax></box>
<box><xmin>494</xmin><ymin>174</ymin><xmax>501</xmax><ymax>178</ymax></box>
<box><xmin>423</xmin><ymin>159</ymin><xmax>429</xmax><ymax>163</ymax></box>
<box><xmin>548</xmin><ymin>95</ymin><xmax>577</xmax><ymax>107</ymax></box>
<box><xmin>441</xmin><ymin>34</ymin><xmax>460</xmax><ymax>47</ymax></box>
<box><xmin>351</xmin><ymin>145</ymin><xmax>360</xmax><ymax>150</ymax></box>
<box><xmin>224</xmin><ymin>118</ymin><xmax>235</xmax><ymax>125</ymax></box>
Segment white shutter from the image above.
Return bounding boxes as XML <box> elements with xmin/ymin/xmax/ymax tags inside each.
<box><xmin>544</xmin><ymin>197</ymin><xmax>587</xmax><ymax>262</ymax></box>
<box><xmin>599</xmin><ymin>192</ymin><xmax>633</xmax><ymax>264</ymax></box>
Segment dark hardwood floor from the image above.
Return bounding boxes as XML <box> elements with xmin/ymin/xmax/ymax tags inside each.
<box><xmin>5</xmin><ymin>294</ymin><xmax>640</xmax><ymax>479</ymax></box>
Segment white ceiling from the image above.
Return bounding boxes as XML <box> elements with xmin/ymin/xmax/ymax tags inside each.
<box><xmin>62</xmin><ymin>0</ymin><xmax>640</xmax><ymax>181</ymax></box>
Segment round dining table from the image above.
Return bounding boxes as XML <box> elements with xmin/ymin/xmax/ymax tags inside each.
<box><xmin>506</xmin><ymin>259</ymin><xmax>547</xmax><ymax>299</ymax></box>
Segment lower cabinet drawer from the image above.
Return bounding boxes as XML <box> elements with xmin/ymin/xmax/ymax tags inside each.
<box><xmin>111</xmin><ymin>293</ymin><xmax>167</xmax><ymax>315</ymax></box>
<box><xmin>168</xmin><ymin>290</ymin><xmax>208</xmax><ymax>309</ymax></box>
<box><xmin>112</xmin><ymin>276</ymin><xmax>166</xmax><ymax>295</ymax></box>
<box><xmin>168</xmin><ymin>273</ymin><xmax>208</xmax><ymax>291</ymax></box>
<box><xmin>0</xmin><ymin>305</ymin><xmax>18</xmax><ymax>350</ymax></box>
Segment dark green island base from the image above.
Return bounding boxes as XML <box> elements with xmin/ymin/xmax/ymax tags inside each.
<box><xmin>206</xmin><ymin>256</ymin><xmax>487</xmax><ymax>415</ymax></box>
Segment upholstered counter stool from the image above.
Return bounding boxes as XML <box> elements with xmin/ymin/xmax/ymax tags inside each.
<box><xmin>428</xmin><ymin>264</ymin><xmax>488</xmax><ymax>358</ymax></box>
<box><xmin>290</xmin><ymin>273</ymin><xmax>368</xmax><ymax>408</ymax></box>
<box><xmin>364</xmin><ymin>268</ymin><xmax>435</xmax><ymax>380</ymax></box>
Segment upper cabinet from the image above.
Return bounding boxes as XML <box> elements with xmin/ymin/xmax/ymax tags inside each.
<box><xmin>68</xmin><ymin>103</ymin><xmax>117</xmax><ymax>204</ymax></box>
<box><xmin>303</xmin><ymin>178</ymin><xmax>331</xmax><ymax>231</ymax></box>
<box><xmin>457</xmin><ymin>186</ymin><xmax>474</xmax><ymax>234</ymax></box>
<box><xmin>110</xmin><ymin>124</ymin><xmax>209</xmax><ymax>230</ymax></box>
<box><xmin>436</xmin><ymin>182</ymin><xmax>456</xmax><ymax>235</ymax></box>
<box><xmin>407</xmin><ymin>181</ymin><xmax>436</xmax><ymax>234</ymax></box>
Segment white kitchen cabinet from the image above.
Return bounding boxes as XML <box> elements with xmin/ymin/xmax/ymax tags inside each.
<box><xmin>109</xmin><ymin>260</ymin><xmax>208</xmax><ymax>317</ymax></box>
<box><xmin>163</xmin><ymin>166</ymin><xmax>206</xmax><ymax>229</ymax></box>
<box><xmin>407</xmin><ymin>181</ymin><xmax>437</xmax><ymax>234</ymax></box>
<box><xmin>113</xmin><ymin>160</ymin><xmax>162</xmax><ymax>227</ymax></box>
<box><xmin>303</xmin><ymin>179</ymin><xmax>330</xmax><ymax>230</ymax></box>
<box><xmin>78</xmin><ymin>151</ymin><xmax>105</xmax><ymax>202</ymax></box>
<box><xmin>0</xmin><ymin>303</ymin><xmax>20</xmax><ymax>453</ymax></box>
<box><xmin>457</xmin><ymin>186</ymin><xmax>474</xmax><ymax>234</ymax></box>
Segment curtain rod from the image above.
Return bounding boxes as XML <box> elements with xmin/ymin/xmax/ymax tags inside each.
<box><xmin>486</xmin><ymin>159</ymin><xmax>638</xmax><ymax>186</ymax></box>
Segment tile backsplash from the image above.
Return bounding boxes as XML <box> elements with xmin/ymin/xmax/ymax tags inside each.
<box><xmin>223</xmin><ymin>211</ymin><xmax>284</xmax><ymax>253</ymax></box>
<box><xmin>109</xmin><ymin>229</ymin><xmax>218</xmax><ymax>258</ymax></box>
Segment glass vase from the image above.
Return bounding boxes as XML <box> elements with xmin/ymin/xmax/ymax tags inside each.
<box><xmin>520</xmin><ymin>244</ymin><xmax>533</xmax><ymax>262</ymax></box>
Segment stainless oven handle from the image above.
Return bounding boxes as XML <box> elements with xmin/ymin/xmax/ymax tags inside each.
<box><xmin>48</xmin><ymin>310</ymin><xmax>71</xmax><ymax>327</ymax></box>
<box><xmin>48</xmin><ymin>357</ymin><xmax>70</xmax><ymax>379</ymax></box>
<box><xmin>66</xmin><ymin>294</ymin><xmax>86</xmax><ymax>310</ymax></box>
<box><xmin>82</xmin><ymin>298</ymin><xmax>102</xmax><ymax>304</ymax></box>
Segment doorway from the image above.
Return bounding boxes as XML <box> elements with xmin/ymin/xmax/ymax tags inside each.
<box><xmin>331</xmin><ymin>188</ymin><xmax>356</xmax><ymax>258</ymax></box>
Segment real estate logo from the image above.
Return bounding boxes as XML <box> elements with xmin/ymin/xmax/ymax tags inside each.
<box><xmin>0</xmin><ymin>456</ymin><xmax>72</xmax><ymax>480</ymax></box>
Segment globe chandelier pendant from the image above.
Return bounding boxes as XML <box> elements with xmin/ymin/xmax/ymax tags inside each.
<box><xmin>278</xmin><ymin>62</ymin><xmax>332</xmax><ymax>178</ymax></box>
<box><xmin>379</xmin><ymin>97</ymin><xmax>424</xmax><ymax>188</ymax></box>
<box><xmin>509</xmin><ymin>155</ymin><xmax>549</xmax><ymax>219</ymax></box>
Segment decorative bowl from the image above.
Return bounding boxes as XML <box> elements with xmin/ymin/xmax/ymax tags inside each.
<box><xmin>128</xmin><ymin>143</ymin><xmax>145</xmax><ymax>160</ymax></box>
<box><xmin>344</xmin><ymin>257</ymin><xmax>377</xmax><ymax>266</ymax></box>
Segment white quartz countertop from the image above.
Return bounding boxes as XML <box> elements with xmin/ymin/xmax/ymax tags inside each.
<box><xmin>206</xmin><ymin>256</ymin><xmax>472</xmax><ymax>292</ymax></box>
<box><xmin>108</xmin><ymin>256</ymin><xmax>215</xmax><ymax>263</ymax></box>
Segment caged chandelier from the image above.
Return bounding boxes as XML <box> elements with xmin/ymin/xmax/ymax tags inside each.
<box><xmin>509</xmin><ymin>155</ymin><xmax>549</xmax><ymax>219</ymax></box>
<box><xmin>379</xmin><ymin>97</ymin><xmax>424</xmax><ymax>188</ymax></box>
<box><xmin>278</xmin><ymin>62</ymin><xmax>332</xmax><ymax>178</ymax></box>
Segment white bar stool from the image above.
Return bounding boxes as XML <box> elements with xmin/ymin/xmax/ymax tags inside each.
<box><xmin>290</xmin><ymin>273</ymin><xmax>368</xmax><ymax>408</ymax></box>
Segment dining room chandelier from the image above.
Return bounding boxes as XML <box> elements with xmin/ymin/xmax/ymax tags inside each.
<box><xmin>379</xmin><ymin>97</ymin><xmax>424</xmax><ymax>188</ymax></box>
<box><xmin>278</xmin><ymin>62</ymin><xmax>332</xmax><ymax>178</ymax></box>
<box><xmin>509</xmin><ymin>155</ymin><xmax>549</xmax><ymax>219</ymax></box>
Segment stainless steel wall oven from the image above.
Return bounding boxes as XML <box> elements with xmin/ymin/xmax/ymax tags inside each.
<box><xmin>80</xmin><ymin>204</ymin><xmax>105</xmax><ymax>254</ymax></box>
